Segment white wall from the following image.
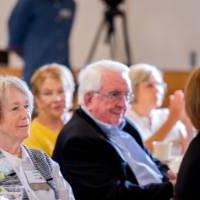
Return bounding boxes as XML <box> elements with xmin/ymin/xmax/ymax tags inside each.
<box><xmin>1</xmin><ymin>0</ymin><xmax>200</xmax><ymax>71</ymax></box>
<box><xmin>127</xmin><ymin>0</ymin><xmax>200</xmax><ymax>70</ymax></box>
<box><xmin>0</xmin><ymin>0</ymin><xmax>16</xmax><ymax>49</ymax></box>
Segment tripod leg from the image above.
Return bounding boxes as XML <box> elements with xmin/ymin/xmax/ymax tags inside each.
<box><xmin>85</xmin><ymin>20</ymin><xmax>105</xmax><ymax>65</ymax></box>
<box><xmin>110</xmin><ymin>31</ymin><xmax>117</xmax><ymax>60</ymax></box>
<box><xmin>121</xmin><ymin>12</ymin><xmax>133</xmax><ymax>65</ymax></box>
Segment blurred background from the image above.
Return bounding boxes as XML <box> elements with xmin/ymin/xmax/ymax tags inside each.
<box><xmin>1</xmin><ymin>0</ymin><xmax>200</xmax><ymax>71</ymax></box>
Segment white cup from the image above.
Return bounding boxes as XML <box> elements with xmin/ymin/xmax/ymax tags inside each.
<box><xmin>168</xmin><ymin>155</ymin><xmax>183</xmax><ymax>173</ymax></box>
<box><xmin>153</xmin><ymin>141</ymin><xmax>172</xmax><ymax>161</ymax></box>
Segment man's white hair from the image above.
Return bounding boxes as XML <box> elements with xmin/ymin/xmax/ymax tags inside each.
<box><xmin>78</xmin><ymin>60</ymin><xmax>130</xmax><ymax>105</ymax></box>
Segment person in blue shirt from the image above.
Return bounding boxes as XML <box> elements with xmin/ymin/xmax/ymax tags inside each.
<box><xmin>8</xmin><ymin>0</ymin><xmax>76</xmax><ymax>85</ymax></box>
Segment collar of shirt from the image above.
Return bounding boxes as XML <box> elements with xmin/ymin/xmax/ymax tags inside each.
<box><xmin>81</xmin><ymin>105</ymin><xmax>126</xmax><ymax>134</ymax></box>
<box><xmin>1</xmin><ymin>145</ymin><xmax>31</xmax><ymax>170</ymax></box>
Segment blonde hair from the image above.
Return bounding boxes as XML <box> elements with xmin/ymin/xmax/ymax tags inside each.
<box><xmin>129</xmin><ymin>63</ymin><xmax>163</xmax><ymax>92</ymax></box>
<box><xmin>185</xmin><ymin>66</ymin><xmax>200</xmax><ymax>130</ymax></box>
<box><xmin>31</xmin><ymin>63</ymin><xmax>75</xmax><ymax>96</ymax></box>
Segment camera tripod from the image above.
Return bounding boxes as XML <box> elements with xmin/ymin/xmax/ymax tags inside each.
<box><xmin>85</xmin><ymin>6</ymin><xmax>133</xmax><ymax>65</ymax></box>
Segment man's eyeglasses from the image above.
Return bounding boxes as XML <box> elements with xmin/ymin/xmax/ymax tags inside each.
<box><xmin>94</xmin><ymin>91</ymin><xmax>133</xmax><ymax>102</ymax></box>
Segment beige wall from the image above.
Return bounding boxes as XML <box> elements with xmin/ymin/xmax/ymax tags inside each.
<box><xmin>127</xmin><ymin>0</ymin><xmax>200</xmax><ymax>70</ymax></box>
<box><xmin>0</xmin><ymin>0</ymin><xmax>16</xmax><ymax>49</ymax></box>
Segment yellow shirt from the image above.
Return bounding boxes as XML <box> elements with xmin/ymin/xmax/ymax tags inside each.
<box><xmin>24</xmin><ymin>119</ymin><xmax>59</xmax><ymax>156</ymax></box>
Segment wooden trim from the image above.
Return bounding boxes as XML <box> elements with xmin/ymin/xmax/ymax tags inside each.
<box><xmin>0</xmin><ymin>66</ymin><xmax>22</xmax><ymax>77</ymax></box>
<box><xmin>0</xmin><ymin>66</ymin><xmax>192</xmax><ymax>107</ymax></box>
<box><xmin>163</xmin><ymin>71</ymin><xmax>191</xmax><ymax>106</ymax></box>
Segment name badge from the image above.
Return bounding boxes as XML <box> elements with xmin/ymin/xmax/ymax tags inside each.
<box><xmin>25</xmin><ymin>170</ymin><xmax>45</xmax><ymax>184</ymax></box>
<box><xmin>25</xmin><ymin>170</ymin><xmax>50</xmax><ymax>191</ymax></box>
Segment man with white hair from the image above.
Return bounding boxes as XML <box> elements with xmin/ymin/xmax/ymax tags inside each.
<box><xmin>53</xmin><ymin>60</ymin><xmax>174</xmax><ymax>200</ymax></box>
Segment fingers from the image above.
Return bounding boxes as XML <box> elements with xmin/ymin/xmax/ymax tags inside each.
<box><xmin>168</xmin><ymin>90</ymin><xmax>185</xmax><ymax>120</ymax></box>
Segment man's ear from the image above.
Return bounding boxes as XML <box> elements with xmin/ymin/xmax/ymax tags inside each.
<box><xmin>84</xmin><ymin>92</ymin><xmax>94</xmax><ymax>107</ymax></box>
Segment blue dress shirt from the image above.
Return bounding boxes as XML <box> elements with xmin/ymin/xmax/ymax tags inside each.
<box><xmin>103</xmin><ymin>125</ymin><xmax>163</xmax><ymax>185</ymax></box>
<box><xmin>82</xmin><ymin>106</ymin><xmax>163</xmax><ymax>186</ymax></box>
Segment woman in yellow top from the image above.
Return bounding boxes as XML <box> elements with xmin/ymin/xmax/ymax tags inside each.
<box><xmin>24</xmin><ymin>63</ymin><xmax>75</xmax><ymax>156</ymax></box>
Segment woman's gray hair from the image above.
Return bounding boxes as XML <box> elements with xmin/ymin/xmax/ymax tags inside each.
<box><xmin>78</xmin><ymin>60</ymin><xmax>130</xmax><ymax>105</ymax></box>
<box><xmin>129</xmin><ymin>63</ymin><xmax>164</xmax><ymax>92</ymax></box>
<box><xmin>0</xmin><ymin>76</ymin><xmax>33</xmax><ymax>119</ymax></box>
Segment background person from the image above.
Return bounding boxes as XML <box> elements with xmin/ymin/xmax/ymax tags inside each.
<box><xmin>0</xmin><ymin>76</ymin><xmax>75</xmax><ymax>200</ymax></box>
<box><xmin>8</xmin><ymin>0</ymin><xmax>76</xmax><ymax>85</ymax></box>
<box><xmin>174</xmin><ymin>66</ymin><xmax>200</xmax><ymax>200</ymax></box>
<box><xmin>53</xmin><ymin>60</ymin><xmax>174</xmax><ymax>200</ymax></box>
<box><xmin>126</xmin><ymin>63</ymin><xmax>194</xmax><ymax>154</ymax></box>
<box><xmin>24</xmin><ymin>63</ymin><xmax>75</xmax><ymax>156</ymax></box>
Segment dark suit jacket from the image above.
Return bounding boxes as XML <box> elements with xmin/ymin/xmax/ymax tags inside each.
<box><xmin>174</xmin><ymin>133</ymin><xmax>200</xmax><ymax>200</ymax></box>
<box><xmin>52</xmin><ymin>108</ymin><xmax>173</xmax><ymax>200</ymax></box>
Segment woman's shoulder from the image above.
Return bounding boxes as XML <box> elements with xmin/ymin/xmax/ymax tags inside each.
<box><xmin>150</xmin><ymin>108</ymin><xmax>170</xmax><ymax>124</ymax></box>
<box><xmin>152</xmin><ymin>108</ymin><xmax>169</xmax><ymax>116</ymax></box>
<box><xmin>25</xmin><ymin>147</ymin><xmax>54</xmax><ymax>169</ymax></box>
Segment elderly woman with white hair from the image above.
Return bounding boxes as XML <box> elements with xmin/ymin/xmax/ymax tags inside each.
<box><xmin>0</xmin><ymin>76</ymin><xmax>75</xmax><ymax>199</ymax></box>
<box><xmin>126</xmin><ymin>63</ymin><xmax>194</xmax><ymax>155</ymax></box>
<box><xmin>24</xmin><ymin>63</ymin><xmax>75</xmax><ymax>156</ymax></box>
